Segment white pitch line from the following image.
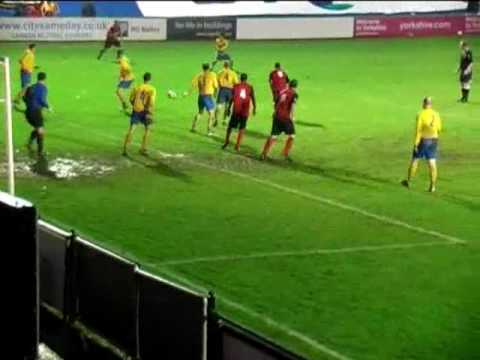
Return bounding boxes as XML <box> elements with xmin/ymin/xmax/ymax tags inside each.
<box><xmin>153</xmin><ymin>240</ymin><xmax>461</xmax><ymax>266</ymax></box>
<box><xmin>158</xmin><ymin>267</ymin><xmax>354</xmax><ymax>360</ymax></box>
<box><xmin>63</xmin><ymin>122</ymin><xmax>470</xmax><ymax>246</ymax></box>
<box><xmin>181</xmin><ymin>160</ymin><xmax>468</xmax><ymax>245</ymax></box>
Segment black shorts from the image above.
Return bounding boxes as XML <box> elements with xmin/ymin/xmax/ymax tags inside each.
<box><xmin>460</xmin><ymin>72</ymin><xmax>473</xmax><ymax>83</ymax></box>
<box><xmin>228</xmin><ymin>114</ymin><xmax>248</xmax><ymax>130</ymax></box>
<box><xmin>271</xmin><ymin>117</ymin><xmax>295</xmax><ymax>136</ymax></box>
<box><xmin>25</xmin><ymin>109</ymin><xmax>44</xmax><ymax>128</ymax></box>
<box><xmin>105</xmin><ymin>38</ymin><xmax>121</xmax><ymax>49</ymax></box>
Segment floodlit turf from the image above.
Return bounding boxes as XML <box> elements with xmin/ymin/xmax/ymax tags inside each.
<box><xmin>1</xmin><ymin>37</ymin><xmax>480</xmax><ymax>359</ymax></box>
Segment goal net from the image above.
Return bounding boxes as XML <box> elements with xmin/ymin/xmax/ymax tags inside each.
<box><xmin>0</xmin><ymin>57</ymin><xmax>15</xmax><ymax>195</ymax></box>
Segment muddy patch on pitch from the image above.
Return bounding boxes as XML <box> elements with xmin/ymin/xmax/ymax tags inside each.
<box><xmin>0</xmin><ymin>157</ymin><xmax>116</xmax><ymax>180</ymax></box>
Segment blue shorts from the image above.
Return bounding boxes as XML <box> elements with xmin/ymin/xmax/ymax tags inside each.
<box><xmin>118</xmin><ymin>80</ymin><xmax>133</xmax><ymax>89</ymax></box>
<box><xmin>21</xmin><ymin>71</ymin><xmax>32</xmax><ymax>89</ymax></box>
<box><xmin>217</xmin><ymin>87</ymin><xmax>233</xmax><ymax>104</ymax></box>
<box><xmin>413</xmin><ymin>139</ymin><xmax>438</xmax><ymax>160</ymax></box>
<box><xmin>198</xmin><ymin>95</ymin><xmax>215</xmax><ymax>113</ymax></box>
<box><xmin>130</xmin><ymin>111</ymin><xmax>151</xmax><ymax>126</ymax></box>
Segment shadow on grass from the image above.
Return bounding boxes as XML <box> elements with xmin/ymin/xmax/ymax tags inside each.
<box><xmin>206</xmin><ymin>132</ymin><xmax>390</xmax><ymax>189</ymax></box>
<box><xmin>264</xmin><ymin>157</ymin><xmax>390</xmax><ymax>189</ymax></box>
<box><xmin>296</xmin><ymin>121</ymin><xmax>326</xmax><ymax>129</ymax></box>
<box><xmin>124</xmin><ymin>153</ymin><xmax>192</xmax><ymax>183</ymax></box>
<box><xmin>439</xmin><ymin>193</ymin><xmax>480</xmax><ymax>212</ymax></box>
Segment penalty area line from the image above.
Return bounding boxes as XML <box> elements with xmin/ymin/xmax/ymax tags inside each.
<box><xmin>182</xmin><ymin>159</ymin><xmax>468</xmax><ymax>245</ymax></box>
<box><xmin>63</xmin><ymin>122</ymin><xmax>470</xmax><ymax>246</ymax></box>
<box><xmin>152</xmin><ymin>240</ymin><xmax>461</xmax><ymax>266</ymax></box>
<box><xmin>155</xmin><ymin>267</ymin><xmax>355</xmax><ymax>360</ymax></box>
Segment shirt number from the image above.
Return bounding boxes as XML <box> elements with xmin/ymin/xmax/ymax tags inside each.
<box><xmin>240</xmin><ymin>89</ymin><xmax>247</xmax><ymax>99</ymax></box>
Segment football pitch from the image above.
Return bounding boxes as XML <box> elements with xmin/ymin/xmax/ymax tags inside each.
<box><xmin>1</xmin><ymin>37</ymin><xmax>480</xmax><ymax>359</ymax></box>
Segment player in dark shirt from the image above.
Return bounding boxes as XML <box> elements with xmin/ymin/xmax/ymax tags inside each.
<box><xmin>222</xmin><ymin>73</ymin><xmax>256</xmax><ymax>151</ymax></box>
<box><xmin>269</xmin><ymin>62</ymin><xmax>289</xmax><ymax>102</ymax></box>
<box><xmin>261</xmin><ymin>79</ymin><xmax>298</xmax><ymax>161</ymax></box>
<box><xmin>458</xmin><ymin>41</ymin><xmax>474</xmax><ymax>103</ymax></box>
<box><xmin>23</xmin><ymin>72</ymin><xmax>51</xmax><ymax>157</ymax></box>
<box><xmin>97</xmin><ymin>21</ymin><xmax>122</xmax><ymax>60</ymax></box>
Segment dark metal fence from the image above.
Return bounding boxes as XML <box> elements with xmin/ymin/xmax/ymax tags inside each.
<box><xmin>27</xmin><ymin>216</ymin><xmax>307</xmax><ymax>360</ymax></box>
<box><xmin>0</xmin><ymin>193</ymin><xmax>38</xmax><ymax>360</ymax></box>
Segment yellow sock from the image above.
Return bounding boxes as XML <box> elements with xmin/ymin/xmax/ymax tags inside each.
<box><xmin>430</xmin><ymin>163</ymin><xmax>437</xmax><ymax>188</ymax></box>
<box><xmin>408</xmin><ymin>161</ymin><xmax>419</xmax><ymax>181</ymax></box>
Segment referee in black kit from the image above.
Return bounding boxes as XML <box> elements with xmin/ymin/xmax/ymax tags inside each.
<box><xmin>458</xmin><ymin>40</ymin><xmax>474</xmax><ymax>103</ymax></box>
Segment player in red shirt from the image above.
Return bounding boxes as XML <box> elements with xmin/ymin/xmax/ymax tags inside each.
<box><xmin>222</xmin><ymin>73</ymin><xmax>256</xmax><ymax>151</ymax></box>
<box><xmin>261</xmin><ymin>79</ymin><xmax>298</xmax><ymax>161</ymax></box>
<box><xmin>269</xmin><ymin>62</ymin><xmax>289</xmax><ymax>102</ymax></box>
<box><xmin>97</xmin><ymin>21</ymin><xmax>122</xmax><ymax>60</ymax></box>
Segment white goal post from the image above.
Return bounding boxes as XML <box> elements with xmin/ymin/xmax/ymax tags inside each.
<box><xmin>0</xmin><ymin>57</ymin><xmax>15</xmax><ymax>196</ymax></box>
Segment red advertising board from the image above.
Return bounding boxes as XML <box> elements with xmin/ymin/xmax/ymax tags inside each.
<box><xmin>465</xmin><ymin>16</ymin><xmax>480</xmax><ymax>34</ymax></box>
<box><xmin>355</xmin><ymin>16</ymin><xmax>466</xmax><ymax>38</ymax></box>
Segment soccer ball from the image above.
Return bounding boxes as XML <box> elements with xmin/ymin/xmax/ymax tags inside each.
<box><xmin>167</xmin><ymin>90</ymin><xmax>177</xmax><ymax>99</ymax></box>
<box><xmin>457</xmin><ymin>30</ymin><xmax>463</xmax><ymax>36</ymax></box>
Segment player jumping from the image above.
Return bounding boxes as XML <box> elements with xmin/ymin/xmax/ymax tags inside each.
<box><xmin>401</xmin><ymin>97</ymin><xmax>442</xmax><ymax>193</ymax></box>
<box><xmin>14</xmin><ymin>43</ymin><xmax>36</xmax><ymax>104</ymax></box>
<box><xmin>116</xmin><ymin>49</ymin><xmax>135</xmax><ymax>112</ymax></box>
<box><xmin>269</xmin><ymin>62</ymin><xmax>289</xmax><ymax>103</ymax></box>
<box><xmin>97</xmin><ymin>20</ymin><xmax>122</xmax><ymax>60</ymax></box>
<box><xmin>23</xmin><ymin>72</ymin><xmax>51</xmax><ymax>158</ymax></box>
<box><xmin>123</xmin><ymin>72</ymin><xmax>156</xmax><ymax>156</ymax></box>
<box><xmin>212</xmin><ymin>33</ymin><xmax>232</xmax><ymax>70</ymax></box>
<box><xmin>215</xmin><ymin>61</ymin><xmax>238</xmax><ymax>127</ymax></box>
<box><xmin>222</xmin><ymin>73</ymin><xmax>256</xmax><ymax>151</ymax></box>
<box><xmin>188</xmin><ymin>63</ymin><xmax>218</xmax><ymax>136</ymax></box>
<box><xmin>458</xmin><ymin>41</ymin><xmax>473</xmax><ymax>103</ymax></box>
<box><xmin>261</xmin><ymin>79</ymin><xmax>298</xmax><ymax>161</ymax></box>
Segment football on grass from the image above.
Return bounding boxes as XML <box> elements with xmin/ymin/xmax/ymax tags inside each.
<box><xmin>167</xmin><ymin>90</ymin><xmax>177</xmax><ymax>99</ymax></box>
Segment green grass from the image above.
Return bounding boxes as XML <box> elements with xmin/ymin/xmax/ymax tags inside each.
<box><xmin>1</xmin><ymin>37</ymin><xmax>479</xmax><ymax>360</ymax></box>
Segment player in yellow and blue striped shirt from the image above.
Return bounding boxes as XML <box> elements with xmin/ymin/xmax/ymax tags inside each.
<box><xmin>15</xmin><ymin>44</ymin><xmax>37</xmax><ymax>104</ymax></box>
<box><xmin>402</xmin><ymin>97</ymin><xmax>442</xmax><ymax>193</ymax></box>
<box><xmin>122</xmin><ymin>72</ymin><xmax>156</xmax><ymax>156</ymax></box>
<box><xmin>215</xmin><ymin>61</ymin><xmax>238</xmax><ymax>127</ymax></box>
<box><xmin>116</xmin><ymin>50</ymin><xmax>135</xmax><ymax>111</ymax></box>
<box><xmin>187</xmin><ymin>63</ymin><xmax>218</xmax><ymax>135</ymax></box>
<box><xmin>212</xmin><ymin>33</ymin><xmax>232</xmax><ymax>70</ymax></box>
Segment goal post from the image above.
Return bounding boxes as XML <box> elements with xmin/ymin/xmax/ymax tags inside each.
<box><xmin>0</xmin><ymin>57</ymin><xmax>15</xmax><ymax>196</ymax></box>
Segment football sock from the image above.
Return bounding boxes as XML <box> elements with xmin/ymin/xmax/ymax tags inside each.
<box><xmin>407</xmin><ymin>161</ymin><xmax>418</xmax><ymax>182</ymax></box>
<box><xmin>430</xmin><ymin>164</ymin><xmax>438</xmax><ymax>188</ymax></box>
<box><xmin>191</xmin><ymin>115</ymin><xmax>199</xmax><ymax>131</ymax></box>
<box><xmin>235</xmin><ymin>130</ymin><xmax>244</xmax><ymax>150</ymax></box>
<box><xmin>262</xmin><ymin>137</ymin><xmax>275</xmax><ymax>157</ymax></box>
<box><xmin>29</xmin><ymin>131</ymin><xmax>37</xmax><ymax>144</ymax></box>
<box><xmin>141</xmin><ymin>130</ymin><xmax>149</xmax><ymax>152</ymax></box>
<box><xmin>224</xmin><ymin>128</ymin><xmax>232</xmax><ymax>147</ymax></box>
<box><xmin>37</xmin><ymin>134</ymin><xmax>44</xmax><ymax>154</ymax></box>
<box><xmin>282</xmin><ymin>137</ymin><xmax>294</xmax><ymax>157</ymax></box>
<box><xmin>97</xmin><ymin>48</ymin><xmax>106</xmax><ymax>60</ymax></box>
<box><xmin>465</xmin><ymin>89</ymin><xmax>470</xmax><ymax>102</ymax></box>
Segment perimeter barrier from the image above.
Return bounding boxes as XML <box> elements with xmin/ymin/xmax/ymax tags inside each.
<box><xmin>1</xmin><ymin>192</ymin><xmax>38</xmax><ymax>360</ymax></box>
<box><xmin>37</xmin><ymin>218</ymin><xmax>306</xmax><ymax>359</ymax></box>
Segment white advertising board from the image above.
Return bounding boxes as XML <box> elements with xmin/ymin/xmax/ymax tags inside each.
<box><xmin>237</xmin><ymin>17</ymin><xmax>354</xmax><ymax>40</ymax></box>
<box><xmin>0</xmin><ymin>17</ymin><xmax>167</xmax><ymax>41</ymax></box>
